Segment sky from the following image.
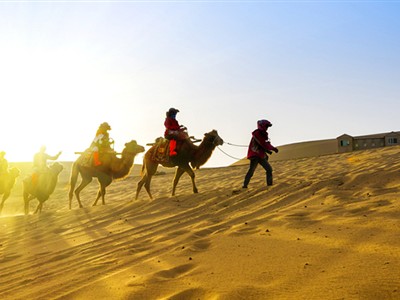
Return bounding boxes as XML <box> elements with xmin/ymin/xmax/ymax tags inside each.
<box><xmin>0</xmin><ymin>1</ymin><xmax>399</xmax><ymax>167</ymax></box>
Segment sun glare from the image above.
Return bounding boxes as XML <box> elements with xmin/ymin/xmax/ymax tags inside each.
<box><xmin>1</xmin><ymin>48</ymin><xmax>108</xmax><ymax>162</ymax></box>
<box><xmin>1</xmin><ymin>45</ymin><xmax>150</xmax><ymax>163</ymax></box>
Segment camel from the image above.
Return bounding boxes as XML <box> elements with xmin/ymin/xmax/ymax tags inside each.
<box><xmin>69</xmin><ymin>140</ymin><xmax>145</xmax><ymax>209</ymax></box>
<box><xmin>0</xmin><ymin>167</ymin><xmax>21</xmax><ymax>214</ymax></box>
<box><xmin>136</xmin><ymin>129</ymin><xmax>223</xmax><ymax>199</ymax></box>
<box><xmin>23</xmin><ymin>162</ymin><xmax>64</xmax><ymax>215</ymax></box>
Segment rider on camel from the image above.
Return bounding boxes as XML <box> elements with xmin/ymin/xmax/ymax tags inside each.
<box><xmin>32</xmin><ymin>146</ymin><xmax>62</xmax><ymax>184</ymax></box>
<box><xmin>91</xmin><ymin>122</ymin><xmax>114</xmax><ymax>166</ymax></box>
<box><xmin>0</xmin><ymin>151</ymin><xmax>9</xmax><ymax>178</ymax></box>
<box><xmin>164</xmin><ymin>108</ymin><xmax>187</xmax><ymax>156</ymax></box>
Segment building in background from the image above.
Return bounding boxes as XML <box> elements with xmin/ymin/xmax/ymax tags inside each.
<box><xmin>337</xmin><ymin>131</ymin><xmax>400</xmax><ymax>153</ymax></box>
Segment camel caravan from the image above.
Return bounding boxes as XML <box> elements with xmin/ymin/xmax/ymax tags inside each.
<box><xmin>0</xmin><ymin>112</ymin><xmax>224</xmax><ymax>215</ymax></box>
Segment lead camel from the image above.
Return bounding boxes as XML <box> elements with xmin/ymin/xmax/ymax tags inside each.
<box><xmin>136</xmin><ymin>129</ymin><xmax>223</xmax><ymax>199</ymax></box>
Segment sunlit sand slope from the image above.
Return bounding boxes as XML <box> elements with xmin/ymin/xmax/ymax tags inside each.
<box><xmin>1</xmin><ymin>146</ymin><xmax>399</xmax><ymax>299</ymax></box>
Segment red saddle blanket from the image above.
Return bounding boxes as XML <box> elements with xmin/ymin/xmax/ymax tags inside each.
<box><xmin>79</xmin><ymin>150</ymin><xmax>115</xmax><ymax>168</ymax></box>
<box><xmin>79</xmin><ymin>150</ymin><xmax>93</xmax><ymax>167</ymax></box>
<box><xmin>151</xmin><ymin>138</ymin><xmax>170</xmax><ymax>163</ymax></box>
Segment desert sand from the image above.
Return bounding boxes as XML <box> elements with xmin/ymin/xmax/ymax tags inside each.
<box><xmin>1</xmin><ymin>145</ymin><xmax>400</xmax><ymax>299</ymax></box>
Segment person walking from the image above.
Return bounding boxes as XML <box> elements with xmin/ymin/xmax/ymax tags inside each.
<box><xmin>243</xmin><ymin>119</ymin><xmax>278</xmax><ymax>188</ymax></box>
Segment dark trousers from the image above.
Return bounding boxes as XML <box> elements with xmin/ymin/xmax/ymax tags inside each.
<box><xmin>243</xmin><ymin>157</ymin><xmax>273</xmax><ymax>187</ymax></box>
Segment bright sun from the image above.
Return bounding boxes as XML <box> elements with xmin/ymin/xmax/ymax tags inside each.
<box><xmin>0</xmin><ymin>48</ymin><xmax>111</xmax><ymax>162</ymax></box>
<box><xmin>1</xmin><ymin>49</ymin><xmax>148</xmax><ymax>163</ymax></box>
<box><xmin>1</xmin><ymin>27</ymin><xmax>150</xmax><ymax>165</ymax></box>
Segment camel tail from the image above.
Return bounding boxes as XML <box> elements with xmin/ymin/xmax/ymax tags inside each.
<box><xmin>140</xmin><ymin>158</ymin><xmax>146</xmax><ymax>177</ymax></box>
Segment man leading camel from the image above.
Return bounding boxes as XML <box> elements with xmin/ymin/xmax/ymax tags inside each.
<box><xmin>243</xmin><ymin>119</ymin><xmax>279</xmax><ymax>188</ymax></box>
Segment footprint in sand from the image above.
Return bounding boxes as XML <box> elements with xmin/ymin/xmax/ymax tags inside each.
<box><xmin>150</xmin><ymin>263</ymin><xmax>195</xmax><ymax>281</ymax></box>
<box><xmin>222</xmin><ymin>285</ymin><xmax>270</xmax><ymax>299</ymax></box>
<box><xmin>167</xmin><ymin>287</ymin><xmax>213</xmax><ymax>300</ymax></box>
<box><xmin>0</xmin><ymin>254</ymin><xmax>22</xmax><ymax>263</ymax></box>
<box><xmin>181</xmin><ymin>238</ymin><xmax>212</xmax><ymax>254</ymax></box>
<box><xmin>127</xmin><ymin>263</ymin><xmax>196</xmax><ymax>287</ymax></box>
<box><xmin>228</xmin><ymin>223</ymin><xmax>261</xmax><ymax>236</ymax></box>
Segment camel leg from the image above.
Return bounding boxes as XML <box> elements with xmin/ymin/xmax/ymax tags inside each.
<box><xmin>92</xmin><ymin>185</ymin><xmax>107</xmax><ymax>206</ymax></box>
<box><xmin>93</xmin><ymin>177</ymin><xmax>111</xmax><ymax>206</ymax></box>
<box><xmin>136</xmin><ymin>175</ymin><xmax>147</xmax><ymax>200</ymax></box>
<box><xmin>74</xmin><ymin>177</ymin><xmax>92</xmax><ymax>208</ymax></box>
<box><xmin>34</xmin><ymin>202</ymin><xmax>43</xmax><ymax>214</ymax></box>
<box><xmin>69</xmin><ymin>162</ymin><xmax>80</xmax><ymax>210</ymax></box>
<box><xmin>68</xmin><ymin>190</ymin><xmax>74</xmax><ymax>210</ymax></box>
<box><xmin>190</xmin><ymin>169</ymin><xmax>199</xmax><ymax>194</ymax></box>
<box><xmin>23</xmin><ymin>191</ymin><xmax>31</xmax><ymax>215</ymax></box>
<box><xmin>136</xmin><ymin>163</ymin><xmax>157</xmax><ymax>200</ymax></box>
<box><xmin>173</xmin><ymin>165</ymin><xmax>198</xmax><ymax>195</ymax></box>
<box><xmin>172</xmin><ymin>167</ymin><xmax>185</xmax><ymax>196</ymax></box>
<box><xmin>93</xmin><ymin>189</ymin><xmax>102</xmax><ymax>206</ymax></box>
<box><xmin>0</xmin><ymin>194</ymin><xmax>8</xmax><ymax>214</ymax></box>
<box><xmin>144</xmin><ymin>163</ymin><xmax>158</xmax><ymax>200</ymax></box>
<box><xmin>143</xmin><ymin>174</ymin><xmax>154</xmax><ymax>200</ymax></box>
<box><xmin>100</xmin><ymin>185</ymin><xmax>107</xmax><ymax>205</ymax></box>
<box><xmin>136</xmin><ymin>174</ymin><xmax>155</xmax><ymax>200</ymax></box>
<box><xmin>172</xmin><ymin>166</ymin><xmax>198</xmax><ymax>196</ymax></box>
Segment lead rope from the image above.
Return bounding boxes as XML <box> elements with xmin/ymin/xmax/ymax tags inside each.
<box><xmin>217</xmin><ymin>141</ymin><xmax>248</xmax><ymax>161</ymax></box>
<box><xmin>225</xmin><ymin>142</ymin><xmax>248</xmax><ymax>147</ymax></box>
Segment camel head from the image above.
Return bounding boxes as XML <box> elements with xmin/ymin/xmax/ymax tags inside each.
<box><xmin>49</xmin><ymin>162</ymin><xmax>64</xmax><ymax>175</ymax></box>
<box><xmin>123</xmin><ymin>140</ymin><xmax>145</xmax><ymax>156</ymax></box>
<box><xmin>9</xmin><ymin>167</ymin><xmax>21</xmax><ymax>178</ymax></box>
<box><xmin>204</xmin><ymin>130</ymin><xmax>224</xmax><ymax>147</ymax></box>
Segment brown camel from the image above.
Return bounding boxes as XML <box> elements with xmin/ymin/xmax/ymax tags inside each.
<box><xmin>0</xmin><ymin>167</ymin><xmax>21</xmax><ymax>214</ymax></box>
<box><xmin>69</xmin><ymin>140</ymin><xmax>145</xmax><ymax>209</ymax></box>
<box><xmin>136</xmin><ymin>129</ymin><xmax>223</xmax><ymax>199</ymax></box>
<box><xmin>23</xmin><ymin>162</ymin><xmax>64</xmax><ymax>215</ymax></box>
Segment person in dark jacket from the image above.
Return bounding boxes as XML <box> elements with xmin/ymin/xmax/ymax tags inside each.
<box><xmin>243</xmin><ymin>119</ymin><xmax>278</xmax><ymax>188</ymax></box>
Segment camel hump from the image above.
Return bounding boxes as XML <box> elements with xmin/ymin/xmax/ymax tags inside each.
<box><xmin>155</xmin><ymin>137</ymin><xmax>169</xmax><ymax>147</ymax></box>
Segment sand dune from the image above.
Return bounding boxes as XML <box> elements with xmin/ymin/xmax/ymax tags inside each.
<box><xmin>1</xmin><ymin>146</ymin><xmax>400</xmax><ymax>299</ymax></box>
<box><xmin>233</xmin><ymin>138</ymin><xmax>338</xmax><ymax>165</ymax></box>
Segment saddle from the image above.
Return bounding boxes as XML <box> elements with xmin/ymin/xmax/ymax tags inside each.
<box><xmin>79</xmin><ymin>151</ymin><xmax>93</xmax><ymax>167</ymax></box>
<box><xmin>79</xmin><ymin>149</ymin><xmax>115</xmax><ymax>168</ymax></box>
<box><xmin>149</xmin><ymin>136</ymin><xmax>189</xmax><ymax>163</ymax></box>
<box><xmin>151</xmin><ymin>138</ymin><xmax>171</xmax><ymax>163</ymax></box>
